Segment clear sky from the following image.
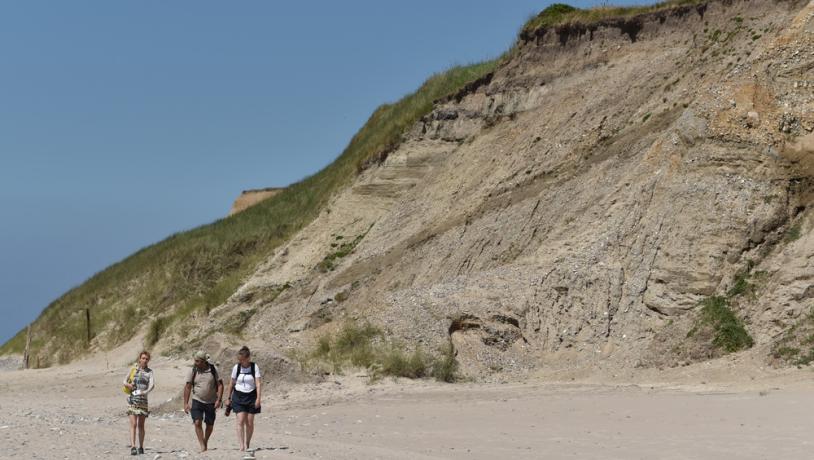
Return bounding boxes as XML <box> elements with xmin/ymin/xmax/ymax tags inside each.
<box><xmin>0</xmin><ymin>1</ymin><xmax>643</xmax><ymax>345</ymax></box>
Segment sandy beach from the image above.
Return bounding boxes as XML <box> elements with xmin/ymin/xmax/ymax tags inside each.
<box><xmin>1</xmin><ymin>351</ymin><xmax>813</xmax><ymax>460</ymax></box>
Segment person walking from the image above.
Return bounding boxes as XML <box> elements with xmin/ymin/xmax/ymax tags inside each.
<box><xmin>224</xmin><ymin>346</ymin><xmax>262</xmax><ymax>456</ymax></box>
<box><xmin>183</xmin><ymin>351</ymin><xmax>224</xmax><ymax>453</ymax></box>
<box><xmin>123</xmin><ymin>350</ymin><xmax>155</xmax><ymax>456</ymax></box>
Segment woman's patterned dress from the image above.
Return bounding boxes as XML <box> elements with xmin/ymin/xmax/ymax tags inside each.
<box><xmin>126</xmin><ymin>367</ymin><xmax>154</xmax><ymax>417</ymax></box>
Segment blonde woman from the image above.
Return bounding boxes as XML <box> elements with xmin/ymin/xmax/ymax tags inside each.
<box><xmin>123</xmin><ymin>351</ymin><xmax>155</xmax><ymax>456</ymax></box>
<box><xmin>224</xmin><ymin>346</ymin><xmax>262</xmax><ymax>454</ymax></box>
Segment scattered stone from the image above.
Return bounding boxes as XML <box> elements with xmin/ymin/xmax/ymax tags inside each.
<box><xmin>746</xmin><ymin>111</ymin><xmax>760</xmax><ymax>128</ymax></box>
<box><xmin>779</xmin><ymin>113</ymin><xmax>801</xmax><ymax>134</ymax></box>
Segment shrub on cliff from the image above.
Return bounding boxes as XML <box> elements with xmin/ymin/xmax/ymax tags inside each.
<box><xmin>688</xmin><ymin>296</ymin><xmax>754</xmax><ymax>353</ymax></box>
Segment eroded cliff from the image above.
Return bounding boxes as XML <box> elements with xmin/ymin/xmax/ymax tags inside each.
<box><xmin>8</xmin><ymin>0</ymin><xmax>814</xmax><ymax>380</ymax></box>
<box><xmin>189</xmin><ymin>0</ymin><xmax>814</xmax><ymax>378</ymax></box>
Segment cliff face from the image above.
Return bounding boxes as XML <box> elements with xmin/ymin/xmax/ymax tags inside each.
<box><xmin>184</xmin><ymin>0</ymin><xmax>814</xmax><ymax>377</ymax></box>
<box><xmin>229</xmin><ymin>188</ymin><xmax>283</xmax><ymax>216</ymax></box>
<box><xmin>10</xmin><ymin>0</ymin><xmax>814</xmax><ymax>378</ymax></box>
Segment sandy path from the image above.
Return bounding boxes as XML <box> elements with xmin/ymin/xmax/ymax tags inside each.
<box><xmin>1</xmin><ymin>356</ymin><xmax>813</xmax><ymax>459</ymax></box>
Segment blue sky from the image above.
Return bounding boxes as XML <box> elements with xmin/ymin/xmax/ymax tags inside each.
<box><xmin>0</xmin><ymin>1</ymin><xmax>641</xmax><ymax>345</ymax></box>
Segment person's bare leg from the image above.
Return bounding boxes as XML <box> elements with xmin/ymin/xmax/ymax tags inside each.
<box><xmin>204</xmin><ymin>423</ymin><xmax>214</xmax><ymax>451</ymax></box>
<box><xmin>194</xmin><ymin>419</ymin><xmax>206</xmax><ymax>452</ymax></box>
<box><xmin>137</xmin><ymin>415</ymin><xmax>146</xmax><ymax>448</ymax></box>
<box><xmin>236</xmin><ymin>412</ymin><xmax>247</xmax><ymax>451</ymax></box>
<box><xmin>245</xmin><ymin>414</ymin><xmax>255</xmax><ymax>450</ymax></box>
<box><xmin>129</xmin><ymin>415</ymin><xmax>136</xmax><ymax>448</ymax></box>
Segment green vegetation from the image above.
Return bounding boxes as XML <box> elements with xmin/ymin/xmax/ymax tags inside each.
<box><xmin>318</xmin><ymin>227</ymin><xmax>372</xmax><ymax>273</ymax></box>
<box><xmin>693</xmin><ymin>296</ymin><xmax>754</xmax><ymax>353</ymax></box>
<box><xmin>773</xmin><ymin>309</ymin><xmax>814</xmax><ymax>366</ymax></box>
<box><xmin>774</xmin><ymin>346</ymin><xmax>800</xmax><ymax>359</ymax></box>
<box><xmin>223</xmin><ymin>308</ymin><xmax>258</xmax><ymax>336</ymax></box>
<box><xmin>683</xmin><ymin>265</ymin><xmax>763</xmax><ymax>357</ymax></box>
<box><xmin>146</xmin><ymin>316</ymin><xmax>171</xmax><ymax>348</ymax></box>
<box><xmin>522</xmin><ymin>0</ymin><xmax>705</xmax><ymax>36</ymax></box>
<box><xmin>725</xmin><ymin>273</ymin><xmax>750</xmax><ymax>298</ymax></box>
<box><xmin>785</xmin><ymin>223</ymin><xmax>803</xmax><ymax>242</ymax></box>
<box><xmin>378</xmin><ymin>346</ymin><xmax>430</xmax><ymax>379</ymax></box>
<box><xmin>334</xmin><ymin>289</ymin><xmax>350</xmax><ymax>303</ymax></box>
<box><xmin>1</xmin><ymin>58</ymin><xmax>500</xmax><ymax>365</ymax></box>
<box><xmin>726</xmin><ymin>269</ymin><xmax>766</xmax><ymax>299</ymax></box>
<box><xmin>795</xmin><ymin>349</ymin><xmax>814</xmax><ymax>366</ymax></box>
<box><xmin>298</xmin><ymin>322</ymin><xmax>458</xmax><ymax>382</ymax></box>
<box><xmin>523</xmin><ymin>3</ymin><xmax>578</xmax><ymax>30</ymax></box>
<box><xmin>430</xmin><ymin>342</ymin><xmax>459</xmax><ymax>383</ymax></box>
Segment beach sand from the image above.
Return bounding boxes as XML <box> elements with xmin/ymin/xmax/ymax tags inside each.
<box><xmin>1</xmin><ymin>352</ymin><xmax>813</xmax><ymax>459</ymax></box>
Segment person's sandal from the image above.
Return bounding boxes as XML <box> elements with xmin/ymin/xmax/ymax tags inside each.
<box><xmin>130</xmin><ymin>447</ymin><xmax>138</xmax><ymax>455</ymax></box>
<box><xmin>138</xmin><ymin>447</ymin><xmax>144</xmax><ymax>454</ymax></box>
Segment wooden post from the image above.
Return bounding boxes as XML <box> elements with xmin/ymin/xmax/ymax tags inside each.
<box><xmin>86</xmin><ymin>308</ymin><xmax>92</xmax><ymax>345</ymax></box>
<box><xmin>23</xmin><ymin>325</ymin><xmax>31</xmax><ymax>370</ymax></box>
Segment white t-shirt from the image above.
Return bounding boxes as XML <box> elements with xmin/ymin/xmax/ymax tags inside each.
<box><xmin>231</xmin><ymin>363</ymin><xmax>261</xmax><ymax>393</ymax></box>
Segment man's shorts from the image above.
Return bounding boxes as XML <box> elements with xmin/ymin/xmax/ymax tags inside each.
<box><xmin>190</xmin><ymin>399</ymin><xmax>216</xmax><ymax>425</ymax></box>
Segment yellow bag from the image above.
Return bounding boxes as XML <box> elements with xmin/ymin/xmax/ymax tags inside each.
<box><xmin>122</xmin><ymin>366</ymin><xmax>136</xmax><ymax>394</ymax></box>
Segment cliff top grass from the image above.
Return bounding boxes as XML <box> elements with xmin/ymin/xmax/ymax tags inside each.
<box><xmin>521</xmin><ymin>0</ymin><xmax>706</xmax><ymax>37</ymax></box>
<box><xmin>0</xmin><ymin>59</ymin><xmax>499</xmax><ymax>365</ymax></box>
